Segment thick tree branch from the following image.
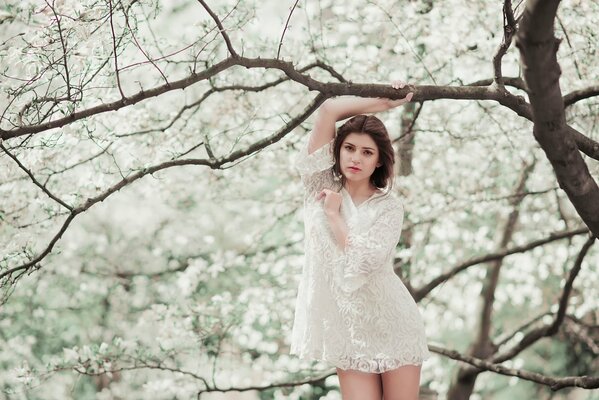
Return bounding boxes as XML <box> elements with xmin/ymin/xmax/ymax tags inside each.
<box><xmin>1</xmin><ymin>53</ymin><xmax>597</xmax><ymax>161</ymax></box>
<box><xmin>2</xmin><ymin>57</ymin><xmax>597</xmax><ymax>162</ymax></box>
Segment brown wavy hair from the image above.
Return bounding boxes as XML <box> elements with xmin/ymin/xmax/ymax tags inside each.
<box><xmin>332</xmin><ymin>114</ymin><xmax>395</xmax><ymax>189</ymax></box>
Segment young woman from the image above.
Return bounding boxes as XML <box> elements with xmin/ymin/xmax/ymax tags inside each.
<box><xmin>290</xmin><ymin>81</ymin><xmax>430</xmax><ymax>400</ymax></box>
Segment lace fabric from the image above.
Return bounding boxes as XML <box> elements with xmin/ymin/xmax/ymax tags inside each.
<box><xmin>289</xmin><ymin>135</ymin><xmax>431</xmax><ymax>373</ymax></box>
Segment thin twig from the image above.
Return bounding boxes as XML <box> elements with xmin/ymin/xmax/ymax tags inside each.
<box><xmin>0</xmin><ymin>143</ymin><xmax>73</xmax><ymax>211</ymax></box>
<box><xmin>277</xmin><ymin>0</ymin><xmax>300</xmax><ymax>59</ymax></box>
<box><xmin>108</xmin><ymin>0</ymin><xmax>126</xmax><ymax>98</ymax></box>
<box><xmin>196</xmin><ymin>0</ymin><xmax>238</xmax><ymax>58</ymax></box>
<box><xmin>0</xmin><ymin>93</ymin><xmax>328</xmax><ymax>291</ymax></box>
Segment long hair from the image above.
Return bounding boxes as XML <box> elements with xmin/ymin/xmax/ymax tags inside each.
<box><xmin>332</xmin><ymin>114</ymin><xmax>395</xmax><ymax>190</ymax></box>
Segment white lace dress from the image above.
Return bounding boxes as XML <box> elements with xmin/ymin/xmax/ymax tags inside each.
<box><xmin>289</xmin><ymin>136</ymin><xmax>431</xmax><ymax>373</ymax></box>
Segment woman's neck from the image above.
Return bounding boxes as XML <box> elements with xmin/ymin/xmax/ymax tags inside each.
<box><xmin>343</xmin><ymin>179</ymin><xmax>378</xmax><ymax>197</ymax></box>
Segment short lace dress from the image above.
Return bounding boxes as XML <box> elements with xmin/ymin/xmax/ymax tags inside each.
<box><xmin>289</xmin><ymin>136</ymin><xmax>431</xmax><ymax>373</ymax></box>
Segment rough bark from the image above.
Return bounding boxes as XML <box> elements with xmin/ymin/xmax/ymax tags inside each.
<box><xmin>514</xmin><ymin>0</ymin><xmax>599</xmax><ymax>238</ymax></box>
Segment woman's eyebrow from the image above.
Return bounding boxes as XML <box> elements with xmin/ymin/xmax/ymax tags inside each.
<box><xmin>344</xmin><ymin>141</ymin><xmax>375</xmax><ymax>151</ymax></box>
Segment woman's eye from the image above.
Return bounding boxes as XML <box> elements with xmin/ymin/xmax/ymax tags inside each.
<box><xmin>365</xmin><ymin>151</ymin><xmax>372</xmax><ymax>155</ymax></box>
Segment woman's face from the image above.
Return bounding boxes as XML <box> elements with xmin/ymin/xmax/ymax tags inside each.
<box><xmin>339</xmin><ymin>132</ymin><xmax>381</xmax><ymax>183</ymax></box>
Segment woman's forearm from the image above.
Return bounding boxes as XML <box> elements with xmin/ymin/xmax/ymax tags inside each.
<box><xmin>325</xmin><ymin>211</ymin><xmax>348</xmax><ymax>250</ymax></box>
<box><xmin>321</xmin><ymin>96</ymin><xmax>394</xmax><ymax>122</ymax></box>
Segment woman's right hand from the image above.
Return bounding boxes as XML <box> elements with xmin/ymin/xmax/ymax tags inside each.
<box><xmin>315</xmin><ymin>188</ymin><xmax>343</xmax><ymax>216</ymax></box>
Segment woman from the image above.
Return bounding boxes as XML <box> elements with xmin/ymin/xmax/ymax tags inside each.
<box><xmin>290</xmin><ymin>81</ymin><xmax>430</xmax><ymax>400</ymax></box>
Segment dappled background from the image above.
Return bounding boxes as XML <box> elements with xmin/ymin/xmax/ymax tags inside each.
<box><xmin>1</xmin><ymin>0</ymin><xmax>598</xmax><ymax>399</ymax></box>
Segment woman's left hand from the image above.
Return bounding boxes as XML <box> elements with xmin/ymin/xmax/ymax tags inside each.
<box><xmin>386</xmin><ymin>80</ymin><xmax>413</xmax><ymax>108</ymax></box>
<box><xmin>316</xmin><ymin>189</ymin><xmax>342</xmax><ymax>216</ymax></box>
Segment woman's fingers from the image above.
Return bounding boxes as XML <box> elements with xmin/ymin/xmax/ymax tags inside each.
<box><xmin>391</xmin><ymin>80</ymin><xmax>406</xmax><ymax>89</ymax></box>
<box><xmin>390</xmin><ymin>80</ymin><xmax>412</xmax><ymax>104</ymax></box>
<box><xmin>386</xmin><ymin>91</ymin><xmax>414</xmax><ymax>107</ymax></box>
<box><xmin>315</xmin><ymin>189</ymin><xmax>328</xmax><ymax>201</ymax></box>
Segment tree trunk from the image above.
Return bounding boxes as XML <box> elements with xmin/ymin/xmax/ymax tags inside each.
<box><xmin>515</xmin><ymin>0</ymin><xmax>599</xmax><ymax>238</ymax></box>
<box><xmin>447</xmin><ymin>161</ymin><xmax>535</xmax><ymax>400</ymax></box>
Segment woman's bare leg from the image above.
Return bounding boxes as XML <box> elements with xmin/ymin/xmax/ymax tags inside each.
<box><xmin>336</xmin><ymin>367</ymin><xmax>383</xmax><ymax>400</ymax></box>
<box><xmin>380</xmin><ymin>364</ymin><xmax>421</xmax><ymax>400</ymax></box>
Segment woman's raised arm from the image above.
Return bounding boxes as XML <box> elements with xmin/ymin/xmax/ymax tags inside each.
<box><xmin>307</xmin><ymin>81</ymin><xmax>413</xmax><ymax>154</ymax></box>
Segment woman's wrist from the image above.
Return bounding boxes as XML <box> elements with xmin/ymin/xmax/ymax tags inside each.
<box><xmin>325</xmin><ymin>209</ymin><xmax>340</xmax><ymax>218</ymax></box>
<box><xmin>325</xmin><ymin>211</ymin><xmax>348</xmax><ymax>249</ymax></box>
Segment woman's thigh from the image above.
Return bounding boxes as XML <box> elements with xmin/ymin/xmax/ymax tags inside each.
<box><xmin>336</xmin><ymin>367</ymin><xmax>383</xmax><ymax>400</ymax></box>
<box><xmin>380</xmin><ymin>364</ymin><xmax>421</xmax><ymax>400</ymax></box>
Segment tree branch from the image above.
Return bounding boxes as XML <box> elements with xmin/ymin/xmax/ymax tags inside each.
<box><xmin>491</xmin><ymin>234</ymin><xmax>596</xmax><ymax>363</ymax></box>
<box><xmin>430</xmin><ymin>344</ymin><xmax>599</xmax><ymax>390</ymax></box>
<box><xmin>413</xmin><ymin>226</ymin><xmax>589</xmax><ymax>301</ymax></box>
<box><xmin>108</xmin><ymin>0</ymin><xmax>126</xmax><ymax>98</ymax></box>
<box><xmin>0</xmin><ymin>93</ymin><xmax>327</xmax><ymax>294</ymax></box>
<box><xmin>0</xmin><ymin>143</ymin><xmax>73</xmax><ymax>211</ymax></box>
<box><xmin>196</xmin><ymin>0</ymin><xmax>239</xmax><ymax>58</ymax></box>
<box><xmin>1</xmin><ymin>54</ymin><xmax>597</xmax><ymax>162</ymax></box>
<box><xmin>492</xmin><ymin>0</ymin><xmax>518</xmax><ymax>87</ymax></box>
<box><xmin>563</xmin><ymin>85</ymin><xmax>599</xmax><ymax>106</ymax></box>
<box><xmin>277</xmin><ymin>0</ymin><xmax>300</xmax><ymax>59</ymax></box>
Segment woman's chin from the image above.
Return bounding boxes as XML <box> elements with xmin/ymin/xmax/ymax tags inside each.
<box><xmin>342</xmin><ymin>174</ymin><xmax>369</xmax><ymax>183</ymax></box>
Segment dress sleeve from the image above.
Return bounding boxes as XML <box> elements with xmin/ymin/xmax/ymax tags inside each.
<box><xmin>332</xmin><ymin>198</ymin><xmax>404</xmax><ymax>293</ymax></box>
<box><xmin>294</xmin><ymin>135</ymin><xmax>336</xmax><ymax>196</ymax></box>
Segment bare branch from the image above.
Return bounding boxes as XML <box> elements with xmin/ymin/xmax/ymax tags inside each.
<box><xmin>108</xmin><ymin>0</ymin><xmax>126</xmax><ymax>98</ymax></box>
<box><xmin>467</xmin><ymin>76</ymin><xmax>527</xmax><ymax>91</ymax></box>
<box><xmin>196</xmin><ymin>0</ymin><xmax>239</xmax><ymax>58</ymax></box>
<box><xmin>2</xmin><ymin>56</ymin><xmax>597</xmax><ymax>163</ymax></box>
<box><xmin>563</xmin><ymin>318</ymin><xmax>599</xmax><ymax>355</ymax></box>
<box><xmin>197</xmin><ymin>370</ymin><xmax>336</xmax><ymax>398</ymax></box>
<box><xmin>0</xmin><ymin>143</ymin><xmax>73</xmax><ymax>211</ymax></box>
<box><xmin>563</xmin><ymin>86</ymin><xmax>599</xmax><ymax>106</ymax></box>
<box><xmin>120</xmin><ymin>1</ymin><xmax>169</xmax><ymax>86</ymax></box>
<box><xmin>430</xmin><ymin>344</ymin><xmax>599</xmax><ymax>390</ymax></box>
<box><xmin>414</xmin><ymin>226</ymin><xmax>589</xmax><ymax>301</ymax></box>
<box><xmin>46</xmin><ymin>0</ymin><xmax>72</xmax><ymax>99</ymax></box>
<box><xmin>0</xmin><ymin>93</ymin><xmax>327</xmax><ymax>295</ymax></box>
<box><xmin>492</xmin><ymin>0</ymin><xmax>518</xmax><ymax>87</ymax></box>
<box><xmin>277</xmin><ymin>0</ymin><xmax>300</xmax><ymax>59</ymax></box>
<box><xmin>492</xmin><ymin>234</ymin><xmax>596</xmax><ymax>363</ymax></box>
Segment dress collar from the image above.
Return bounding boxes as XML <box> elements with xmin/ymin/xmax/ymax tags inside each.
<box><xmin>341</xmin><ymin>186</ymin><xmax>385</xmax><ymax>209</ymax></box>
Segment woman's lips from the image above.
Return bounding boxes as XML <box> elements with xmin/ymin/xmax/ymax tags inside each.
<box><xmin>348</xmin><ymin>166</ymin><xmax>361</xmax><ymax>172</ymax></box>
